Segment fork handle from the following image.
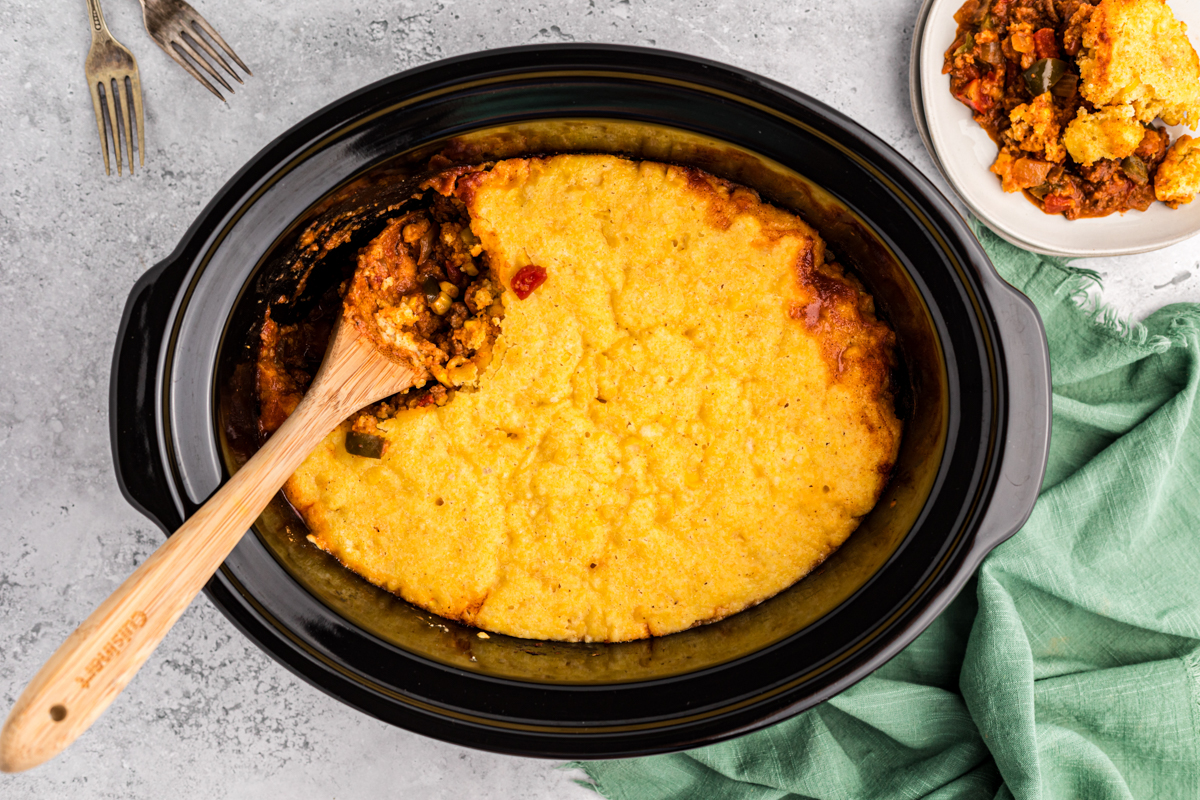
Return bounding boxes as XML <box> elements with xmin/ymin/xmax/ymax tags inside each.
<box><xmin>84</xmin><ymin>0</ymin><xmax>113</xmax><ymax>41</ymax></box>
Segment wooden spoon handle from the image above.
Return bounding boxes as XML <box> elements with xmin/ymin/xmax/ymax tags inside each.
<box><xmin>0</xmin><ymin>387</ymin><xmax>344</xmax><ymax>773</ymax></box>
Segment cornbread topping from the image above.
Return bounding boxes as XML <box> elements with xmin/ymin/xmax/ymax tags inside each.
<box><xmin>257</xmin><ymin>155</ymin><xmax>902</xmax><ymax>643</ymax></box>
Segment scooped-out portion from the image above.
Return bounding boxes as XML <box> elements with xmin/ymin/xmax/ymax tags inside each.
<box><xmin>256</xmin><ymin>190</ymin><xmax>504</xmax><ymax>443</ymax></box>
<box><xmin>340</xmin><ymin>198</ymin><xmax>504</xmax><ymax>391</ymax></box>
<box><xmin>256</xmin><ymin>154</ymin><xmax>902</xmax><ymax>643</ymax></box>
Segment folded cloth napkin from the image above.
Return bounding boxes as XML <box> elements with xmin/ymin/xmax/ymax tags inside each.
<box><xmin>577</xmin><ymin>222</ymin><xmax>1200</xmax><ymax>800</ymax></box>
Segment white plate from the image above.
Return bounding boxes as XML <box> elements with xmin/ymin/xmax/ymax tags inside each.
<box><xmin>910</xmin><ymin>0</ymin><xmax>1200</xmax><ymax>256</ymax></box>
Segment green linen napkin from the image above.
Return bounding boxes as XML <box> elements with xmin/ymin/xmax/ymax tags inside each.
<box><xmin>577</xmin><ymin>222</ymin><xmax>1200</xmax><ymax>800</ymax></box>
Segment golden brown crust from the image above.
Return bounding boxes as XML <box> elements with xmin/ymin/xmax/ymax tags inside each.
<box><xmin>1078</xmin><ymin>0</ymin><xmax>1200</xmax><ymax>127</ymax></box>
<box><xmin>284</xmin><ymin>155</ymin><xmax>902</xmax><ymax>643</ymax></box>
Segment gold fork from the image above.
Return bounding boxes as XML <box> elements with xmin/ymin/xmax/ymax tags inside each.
<box><xmin>138</xmin><ymin>0</ymin><xmax>251</xmax><ymax>101</ymax></box>
<box><xmin>84</xmin><ymin>0</ymin><xmax>145</xmax><ymax>175</ymax></box>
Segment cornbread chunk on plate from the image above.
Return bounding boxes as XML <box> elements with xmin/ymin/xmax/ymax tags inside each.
<box><xmin>1156</xmin><ymin>134</ymin><xmax>1200</xmax><ymax>206</ymax></box>
<box><xmin>1008</xmin><ymin>93</ymin><xmax>1067</xmax><ymax>163</ymax></box>
<box><xmin>281</xmin><ymin>155</ymin><xmax>902</xmax><ymax>643</ymax></box>
<box><xmin>1062</xmin><ymin>105</ymin><xmax>1147</xmax><ymax>165</ymax></box>
<box><xmin>1078</xmin><ymin>0</ymin><xmax>1200</xmax><ymax>127</ymax></box>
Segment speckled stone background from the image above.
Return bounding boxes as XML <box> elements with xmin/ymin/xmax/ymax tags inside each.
<box><xmin>2</xmin><ymin>0</ymin><xmax>1198</xmax><ymax>797</ymax></box>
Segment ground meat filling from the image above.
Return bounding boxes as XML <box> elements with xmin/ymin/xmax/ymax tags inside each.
<box><xmin>944</xmin><ymin>0</ymin><xmax>1173</xmax><ymax>218</ymax></box>
<box><xmin>256</xmin><ymin>287</ymin><xmax>339</xmax><ymax>439</ymax></box>
<box><xmin>256</xmin><ymin>192</ymin><xmax>503</xmax><ymax>444</ymax></box>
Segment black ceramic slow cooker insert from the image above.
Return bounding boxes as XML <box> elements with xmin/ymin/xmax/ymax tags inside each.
<box><xmin>110</xmin><ymin>45</ymin><xmax>1051</xmax><ymax>758</ymax></box>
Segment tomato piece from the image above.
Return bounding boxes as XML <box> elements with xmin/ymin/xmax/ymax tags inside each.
<box><xmin>1042</xmin><ymin>194</ymin><xmax>1075</xmax><ymax>215</ymax></box>
<box><xmin>511</xmin><ymin>265</ymin><xmax>547</xmax><ymax>299</ymax></box>
<box><xmin>1033</xmin><ymin>28</ymin><xmax>1059</xmax><ymax>60</ymax></box>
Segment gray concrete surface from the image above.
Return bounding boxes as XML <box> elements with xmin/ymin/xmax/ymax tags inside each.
<box><xmin>2</xmin><ymin>0</ymin><xmax>1199</xmax><ymax>797</ymax></box>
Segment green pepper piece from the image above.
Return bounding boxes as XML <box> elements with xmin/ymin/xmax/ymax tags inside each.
<box><xmin>420</xmin><ymin>275</ymin><xmax>442</xmax><ymax>302</ymax></box>
<box><xmin>1022</xmin><ymin>58</ymin><xmax>1068</xmax><ymax>97</ymax></box>
<box><xmin>955</xmin><ymin>32</ymin><xmax>975</xmax><ymax>56</ymax></box>
<box><xmin>1122</xmin><ymin>155</ymin><xmax>1150</xmax><ymax>185</ymax></box>
<box><xmin>346</xmin><ymin>430</ymin><xmax>386</xmax><ymax>459</ymax></box>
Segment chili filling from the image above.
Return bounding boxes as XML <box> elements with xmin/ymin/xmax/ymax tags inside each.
<box><xmin>255</xmin><ymin>191</ymin><xmax>504</xmax><ymax>445</ymax></box>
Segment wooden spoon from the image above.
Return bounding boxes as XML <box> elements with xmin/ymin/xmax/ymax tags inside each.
<box><xmin>0</xmin><ymin>312</ymin><xmax>418</xmax><ymax>773</ymax></box>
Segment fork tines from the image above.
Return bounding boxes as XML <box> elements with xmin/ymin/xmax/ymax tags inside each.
<box><xmin>90</xmin><ymin>75</ymin><xmax>146</xmax><ymax>176</ymax></box>
<box><xmin>143</xmin><ymin>0</ymin><xmax>251</xmax><ymax>102</ymax></box>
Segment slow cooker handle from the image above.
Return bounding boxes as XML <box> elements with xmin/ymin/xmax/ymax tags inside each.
<box><xmin>110</xmin><ymin>257</ymin><xmax>190</xmax><ymax>534</ymax></box>
<box><xmin>971</xmin><ymin>271</ymin><xmax>1052</xmax><ymax>558</ymax></box>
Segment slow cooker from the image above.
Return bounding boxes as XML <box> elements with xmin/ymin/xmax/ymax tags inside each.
<box><xmin>110</xmin><ymin>45</ymin><xmax>1050</xmax><ymax>758</ymax></box>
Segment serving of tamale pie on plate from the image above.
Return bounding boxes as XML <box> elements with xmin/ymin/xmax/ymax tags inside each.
<box><xmin>912</xmin><ymin>0</ymin><xmax>1200</xmax><ymax>256</ymax></box>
